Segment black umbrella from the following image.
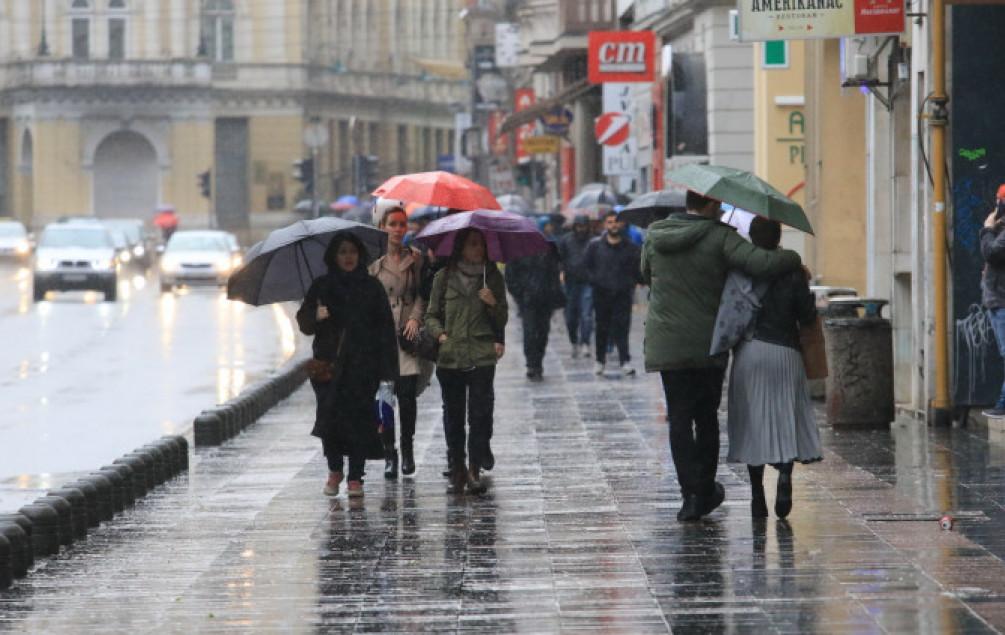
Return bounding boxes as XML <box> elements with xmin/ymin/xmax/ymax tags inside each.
<box><xmin>618</xmin><ymin>190</ymin><xmax>686</xmax><ymax>228</ymax></box>
<box><xmin>227</xmin><ymin>218</ymin><xmax>387</xmax><ymax>306</ymax></box>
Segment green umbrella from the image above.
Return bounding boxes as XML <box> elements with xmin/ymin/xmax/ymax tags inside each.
<box><xmin>667</xmin><ymin>164</ymin><xmax>814</xmax><ymax>235</ymax></box>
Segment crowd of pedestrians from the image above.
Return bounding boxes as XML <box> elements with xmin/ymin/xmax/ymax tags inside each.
<box><xmin>295</xmin><ymin>191</ymin><xmax>823</xmax><ymax>522</ymax></box>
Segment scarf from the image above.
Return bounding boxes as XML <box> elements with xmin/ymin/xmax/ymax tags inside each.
<box><xmin>455</xmin><ymin>260</ymin><xmax>484</xmax><ymax>293</ymax></box>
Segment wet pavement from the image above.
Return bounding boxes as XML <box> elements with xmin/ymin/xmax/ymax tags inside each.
<box><xmin>0</xmin><ymin>263</ymin><xmax>295</xmax><ymax>511</ymax></box>
<box><xmin>3</xmin><ymin>306</ymin><xmax>1005</xmax><ymax>632</ymax></box>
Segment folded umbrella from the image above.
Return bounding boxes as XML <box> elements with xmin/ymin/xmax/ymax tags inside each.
<box><xmin>372</xmin><ymin>171</ymin><xmax>501</xmax><ymax>211</ymax></box>
<box><xmin>415</xmin><ymin>209</ymin><xmax>551</xmax><ymax>263</ymax></box>
<box><xmin>227</xmin><ymin>218</ymin><xmax>387</xmax><ymax>306</ymax></box>
<box><xmin>667</xmin><ymin>164</ymin><xmax>814</xmax><ymax>234</ymax></box>
<box><xmin>618</xmin><ymin>190</ymin><xmax>686</xmax><ymax>228</ymax></box>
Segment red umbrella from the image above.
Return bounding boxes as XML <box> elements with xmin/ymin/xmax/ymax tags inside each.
<box><xmin>372</xmin><ymin>171</ymin><xmax>501</xmax><ymax>211</ymax></box>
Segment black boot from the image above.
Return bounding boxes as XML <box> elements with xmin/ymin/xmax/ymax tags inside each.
<box><xmin>774</xmin><ymin>463</ymin><xmax>793</xmax><ymax>519</ymax></box>
<box><xmin>748</xmin><ymin>465</ymin><xmax>768</xmax><ymax>518</ymax></box>
<box><xmin>677</xmin><ymin>494</ymin><xmax>702</xmax><ymax>521</ymax></box>
<box><xmin>401</xmin><ymin>441</ymin><xmax>415</xmax><ymax>476</ymax></box>
<box><xmin>384</xmin><ymin>450</ymin><xmax>398</xmax><ymax>480</ymax></box>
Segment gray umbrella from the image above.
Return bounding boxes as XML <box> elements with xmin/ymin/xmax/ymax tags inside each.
<box><xmin>227</xmin><ymin>218</ymin><xmax>387</xmax><ymax>306</ymax></box>
<box><xmin>496</xmin><ymin>194</ymin><xmax>530</xmax><ymax>214</ymax></box>
<box><xmin>618</xmin><ymin>190</ymin><xmax>686</xmax><ymax>228</ymax></box>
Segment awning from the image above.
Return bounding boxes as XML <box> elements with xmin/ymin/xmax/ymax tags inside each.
<box><xmin>410</xmin><ymin>57</ymin><xmax>468</xmax><ymax>81</ymax></box>
<box><xmin>499</xmin><ymin>79</ymin><xmax>594</xmax><ymax>134</ymax></box>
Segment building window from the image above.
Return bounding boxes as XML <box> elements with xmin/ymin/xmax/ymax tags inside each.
<box><xmin>72</xmin><ymin>18</ymin><xmax>90</xmax><ymax>59</ymax></box>
<box><xmin>71</xmin><ymin>0</ymin><xmax>90</xmax><ymax>7</ymax></box>
<box><xmin>108</xmin><ymin>18</ymin><xmax>125</xmax><ymax>59</ymax></box>
<box><xmin>762</xmin><ymin>41</ymin><xmax>789</xmax><ymax>69</ymax></box>
<box><xmin>108</xmin><ymin>0</ymin><xmax>126</xmax><ymax>7</ymax></box>
<box><xmin>202</xmin><ymin>0</ymin><xmax>235</xmax><ymax>62</ymax></box>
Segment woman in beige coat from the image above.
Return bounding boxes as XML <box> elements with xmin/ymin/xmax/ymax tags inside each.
<box><xmin>369</xmin><ymin>204</ymin><xmax>426</xmax><ymax>478</ymax></box>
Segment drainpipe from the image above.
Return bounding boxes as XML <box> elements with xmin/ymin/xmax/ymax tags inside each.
<box><xmin>930</xmin><ymin>0</ymin><xmax>951</xmax><ymax>425</ymax></box>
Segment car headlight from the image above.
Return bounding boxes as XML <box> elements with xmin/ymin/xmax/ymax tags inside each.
<box><xmin>160</xmin><ymin>256</ymin><xmax>179</xmax><ymax>273</ymax></box>
<box><xmin>119</xmin><ymin>251</ymin><xmax>132</xmax><ymax>263</ymax></box>
<box><xmin>132</xmin><ymin>244</ymin><xmax>146</xmax><ymax>258</ymax></box>
<box><xmin>15</xmin><ymin>241</ymin><xmax>29</xmax><ymax>255</ymax></box>
<box><xmin>35</xmin><ymin>258</ymin><xmax>58</xmax><ymax>272</ymax></box>
<box><xmin>231</xmin><ymin>254</ymin><xmax>243</xmax><ymax>269</ymax></box>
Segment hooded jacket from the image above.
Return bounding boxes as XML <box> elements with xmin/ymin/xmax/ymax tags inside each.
<box><xmin>424</xmin><ymin>263</ymin><xmax>509</xmax><ymax>369</ymax></box>
<box><xmin>641</xmin><ymin>213</ymin><xmax>802</xmax><ymax>371</ymax></box>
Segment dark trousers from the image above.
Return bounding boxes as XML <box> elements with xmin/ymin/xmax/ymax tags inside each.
<box><xmin>437</xmin><ymin>365</ymin><xmax>495</xmax><ymax>470</ymax></box>
<box><xmin>593</xmin><ymin>287</ymin><xmax>633</xmax><ymax>364</ymax></box>
<box><xmin>660</xmin><ymin>367</ymin><xmax>727</xmax><ymax>497</ymax></box>
<box><xmin>564</xmin><ymin>281</ymin><xmax>593</xmax><ymax>345</ymax></box>
<box><xmin>382</xmin><ymin>375</ymin><xmax>418</xmax><ymax>451</ymax></box>
<box><xmin>521</xmin><ymin>304</ymin><xmax>552</xmax><ymax>371</ymax></box>
<box><xmin>321</xmin><ymin>436</ymin><xmax>365</xmax><ymax>481</ymax></box>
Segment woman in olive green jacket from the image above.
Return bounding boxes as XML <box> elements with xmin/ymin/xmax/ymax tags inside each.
<box><xmin>424</xmin><ymin>228</ymin><xmax>508</xmax><ymax>494</ymax></box>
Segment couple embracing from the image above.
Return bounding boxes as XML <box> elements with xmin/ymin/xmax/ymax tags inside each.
<box><xmin>643</xmin><ymin>191</ymin><xmax>822</xmax><ymax>522</ymax></box>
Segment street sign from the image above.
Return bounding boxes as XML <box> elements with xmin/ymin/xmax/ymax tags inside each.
<box><xmin>522</xmin><ymin>135</ymin><xmax>561</xmax><ymax>154</ymax></box>
<box><xmin>588</xmin><ymin>31</ymin><xmax>657</xmax><ymax>84</ymax></box>
<box><xmin>539</xmin><ymin>106</ymin><xmax>573</xmax><ymax>136</ymax></box>
<box><xmin>514</xmin><ymin>88</ymin><xmax>536</xmax><ymax>161</ymax></box>
<box><xmin>495</xmin><ymin>23</ymin><xmax>521</xmax><ymax>67</ymax></box>
<box><xmin>303</xmin><ymin>123</ymin><xmax>328</xmax><ymax>149</ymax></box>
<box><xmin>595</xmin><ymin>113</ymin><xmax>631</xmax><ymax>146</ymax></box>
<box><xmin>738</xmin><ymin>0</ymin><xmax>905</xmax><ymax>40</ymax></box>
<box><xmin>600</xmin><ymin>83</ymin><xmax>638</xmax><ymax>176</ymax></box>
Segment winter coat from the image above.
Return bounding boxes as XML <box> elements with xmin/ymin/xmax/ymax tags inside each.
<box><xmin>981</xmin><ymin>225</ymin><xmax>1005</xmax><ymax>310</ymax></box>
<box><xmin>369</xmin><ymin>247</ymin><xmax>427</xmax><ymax>376</ymax></box>
<box><xmin>583</xmin><ymin>234</ymin><xmax>643</xmax><ymax>293</ymax></box>
<box><xmin>641</xmin><ymin>213</ymin><xmax>802</xmax><ymax>371</ymax></box>
<box><xmin>557</xmin><ymin>231</ymin><xmax>593</xmax><ymax>284</ymax></box>
<box><xmin>296</xmin><ymin>268</ymin><xmax>399</xmax><ymax>458</ymax></box>
<box><xmin>424</xmin><ymin>263</ymin><xmax>509</xmax><ymax>369</ymax></box>
<box><xmin>504</xmin><ymin>247</ymin><xmax>566</xmax><ymax>311</ymax></box>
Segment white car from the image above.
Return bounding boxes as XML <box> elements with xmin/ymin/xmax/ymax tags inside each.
<box><xmin>33</xmin><ymin>224</ymin><xmax>119</xmax><ymax>302</ymax></box>
<box><xmin>0</xmin><ymin>220</ymin><xmax>31</xmax><ymax>261</ymax></box>
<box><xmin>159</xmin><ymin>230</ymin><xmax>241</xmax><ymax>292</ymax></box>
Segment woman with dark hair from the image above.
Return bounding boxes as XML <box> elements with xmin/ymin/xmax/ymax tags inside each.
<box><xmin>424</xmin><ymin>228</ymin><xmax>508</xmax><ymax>494</ymax></box>
<box><xmin>727</xmin><ymin>217</ymin><xmax>822</xmax><ymax>519</ymax></box>
<box><xmin>296</xmin><ymin>232</ymin><xmax>399</xmax><ymax>499</ymax></box>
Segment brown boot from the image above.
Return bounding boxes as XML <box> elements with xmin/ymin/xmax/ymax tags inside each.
<box><xmin>448</xmin><ymin>466</ymin><xmax>467</xmax><ymax>493</ymax></box>
<box><xmin>466</xmin><ymin>464</ymin><xmax>486</xmax><ymax>494</ymax></box>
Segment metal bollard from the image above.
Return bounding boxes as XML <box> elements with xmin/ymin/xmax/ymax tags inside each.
<box><xmin>194</xmin><ymin>410</ymin><xmax>225</xmax><ymax>446</ymax></box>
<box><xmin>47</xmin><ymin>488</ymin><xmax>88</xmax><ymax>540</ymax></box>
<box><xmin>63</xmin><ymin>480</ymin><xmax>102</xmax><ymax>528</ymax></box>
<box><xmin>0</xmin><ymin>522</ymin><xmax>31</xmax><ymax>578</ymax></box>
<box><xmin>824</xmin><ymin>298</ymin><xmax>895</xmax><ymax>427</ymax></box>
<box><xmin>0</xmin><ymin>534</ymin><xmax>11</xmax><ymax>590</ymax></box>
<box><xmin>34</xmin><ymin>496</ymin><xmax>74</xmax><ymax>548</ymax></box>
<box><xmin>17</xmin><ymin>505</ymin><xmax>59</xmax><ymax>557</ymax></box>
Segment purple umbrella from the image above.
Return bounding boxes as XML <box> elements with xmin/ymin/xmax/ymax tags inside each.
<box><xmin>415</xmin><ymin>209</ymin><xmax>551</xmax><ymax>263</ymax></box>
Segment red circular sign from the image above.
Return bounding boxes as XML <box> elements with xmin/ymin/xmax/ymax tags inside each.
<box><xmin>594</xmin><ymin>112</ymin><xmax>631</xmax><ymax>147</ymax></box>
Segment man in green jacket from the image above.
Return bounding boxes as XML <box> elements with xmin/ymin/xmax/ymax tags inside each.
<box><xmin>642</xmin><ymin>191</ymin><xmax>803</xmax><ymax>521</ymax></box>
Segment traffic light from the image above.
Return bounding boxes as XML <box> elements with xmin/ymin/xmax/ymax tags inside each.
<box><xmin>364</xmin><ymin>155</ymin><xmax>380</xmax><ymax>193</ymax></box>
<box><xmin>197</xmin><ymin>170</ymin><xmax>211</xmax><ymax>199</ymax></box>
<box><xmin>351</xmin><ymin>154</ymin><xmax>380</xmax><ymax>197</ymax></box>
<box><xmin>292</xmin><ymin>157</ymin><xmax>315</xmax><ymax>196</ymax></box>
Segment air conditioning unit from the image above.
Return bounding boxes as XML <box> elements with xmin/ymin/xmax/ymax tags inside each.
<box><xmin>841</xmin><ymin>37</ymin><xmax>877</xmax><ymax>82</ymax></box>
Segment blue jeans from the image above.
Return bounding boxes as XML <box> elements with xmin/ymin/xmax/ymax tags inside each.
<box><xmin>564</xmin><ymin>281</ymin><xmax>593</xmax><ymax>346</ymax></box>
<box><xmin>991</xmin><ymin>308</ymin><xmax>1005</xmax><ymax>408</ymax></box>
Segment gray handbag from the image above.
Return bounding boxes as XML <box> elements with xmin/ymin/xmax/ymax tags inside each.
<box><xmin>709</xmin><ymin>270</ymin><xmax>770</xmax><ymax>356</ymax></box>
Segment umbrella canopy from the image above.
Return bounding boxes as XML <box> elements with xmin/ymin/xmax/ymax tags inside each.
<box><xmin>568</xmin><ymin>186</ymin><xmax>619</xmax><ymax>221</ymax></box>
<box><xmin>667</xmin><ymin>164</ymin><xmax>814</xmax><ymax>234</ymax></box>
<box><xmin>372</xmin><ymin>171</ymin><xmax>501</xmax><ymax>211</ymax></box>
<box><xmin>496</xmin><ymin>193</ymin><xmax>530</xmax><ymax>214</ymax></box>
<box><xmin>227</xmin><ymin>218</ymin><xmax>387</xmax><ymax>306</ymax></box>
<box><xmin>415</xmin><ymin>209</ymin><xmax>550</xmax><ymax>263</ymax></box>
<box><xmin>618</xmin><ymin>190</ymin><xmax>686</xmax><ymax>228</ymax></box>
<box><xmin>409</xmin><ymin>205</ymin><xmax>446</xmax><ymax>223</ymax></box>
<box><xmin>330</xmin><ymin>195</ymin><xmax>359</xmax><ymax>211</ymax></box>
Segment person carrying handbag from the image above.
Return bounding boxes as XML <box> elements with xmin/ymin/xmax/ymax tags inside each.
<box><xmin>369</xmin><ymin>204</ymin><xmax>427</xmax><ymax>478</ymax></box>
<box><xmin>296</xmin><ymin>232</ymin><xmax>399</xmax><ymax>499</ymax></box>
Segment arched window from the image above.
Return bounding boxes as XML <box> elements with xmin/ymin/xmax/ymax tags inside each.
<box><xmin>202</xmin><ymin>0</ymin><xmax>235</xmax><ymax>62</ymax></box>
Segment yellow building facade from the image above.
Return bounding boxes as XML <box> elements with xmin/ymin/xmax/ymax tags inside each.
<box><xmin>0</xmin><ymin>0</ymin><xmax>467</xmax><ymax>235</ymax></box>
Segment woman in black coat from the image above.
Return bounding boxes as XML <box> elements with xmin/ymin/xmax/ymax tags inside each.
<box><xmin>296</xmin><ymin>232</ymin><xmax>399</xmax><ymax>499</ymax></box>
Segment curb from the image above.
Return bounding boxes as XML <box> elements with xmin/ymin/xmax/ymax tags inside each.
<box><xmin>0</xmin><ymin>359</ymin><xmax>308</xmax><ymax>590</ymax></box>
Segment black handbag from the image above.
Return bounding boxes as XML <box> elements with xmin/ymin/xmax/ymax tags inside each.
<box><xmin>413</xmin><ymin>328</ymin><xmax>440</xmax><ymax>362</ymax></box>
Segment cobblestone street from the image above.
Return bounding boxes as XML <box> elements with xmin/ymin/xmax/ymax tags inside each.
<box><xmin>3</xmin><ymin>310</ymin><xmax>1005</xmax><ymax>633</ymax></box>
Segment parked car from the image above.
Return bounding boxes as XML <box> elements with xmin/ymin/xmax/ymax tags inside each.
<box><xmin>159</xmin><ymin>230</ymin><xmax>240</xmax><ymax>292</ymax></box>
<box><xmin>33</xmin><ymin>224</ymin><xmax>118</xmax><ymax>302</ymax></box>
<box><xmin>103</xmin><ymin>219</ymin><xmax>154</xmax><ymax>268</ymax></box>
<box><xmin>0</xmin><ymin>220</ymin><xmax>32</xmax><ymax>262</ymax></box>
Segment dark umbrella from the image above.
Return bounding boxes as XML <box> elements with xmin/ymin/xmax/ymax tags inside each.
<box><xmin>415</xmin><ymin>210</ymin><xmax>550</xmax><ymax>263</ymax></box>
<box><xmin>227</xmin><ymin>218</ymin><xmax>387</xmax><ymax>306</ymax></box>
<box><xmin>618</xmin><ymin>190</ymin><xmax>686</xmax><ymax>228</ymax></box>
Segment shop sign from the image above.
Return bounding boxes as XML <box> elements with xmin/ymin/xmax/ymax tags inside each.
<box><xmin>738</xmin><ymin>0</ymin><xmax>904</xmax><ymax>40</ymax></box>
<box><xmin>522</xmin><ymin>135</ymin><xmax>561</xmax><ymax>154</ymax></box>
<box><xmin>514</xmin><ymin>88</ymin><xmax>536</xmax><ymax>161</ymax></box>
<box><xmin>588</xmin><ymin>31</ymin><xmax>657</xmax><ymax>83</ymax></box>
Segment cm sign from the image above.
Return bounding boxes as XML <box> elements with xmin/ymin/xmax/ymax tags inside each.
<box><xmin>588</xmin><ymin>31</ymin><xmax>657</xmax><ymax>84</ymax></box>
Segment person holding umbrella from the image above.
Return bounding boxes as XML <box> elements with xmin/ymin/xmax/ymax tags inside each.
<box><xmin>423</xmin><ymin>228</ymin><xmax>508</xmax><ymax>494</ymax></box>
<box><xmin>644</xmin><ymin>164</ymin><xmax>808</xmax><ymax>522</ymax></box>
<box><xmin>369</xmin><ymin>201</ymin><xmax>427</xmax><ymax>479</ymax></box>
<box><xmin>296</xmin><ymin>232</ymin><xmax>399</xmax><ymax>499</ymax></box>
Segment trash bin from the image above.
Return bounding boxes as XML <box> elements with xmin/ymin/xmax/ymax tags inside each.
<box><xmin>807</xmin><ymin>287</ymin><xmax>859</xmax><ymax>400</ymax></box>
<box><xmin>824</xmin><ymin>297</ymin><xmax>895</xmax><ymax>427</ymax></box>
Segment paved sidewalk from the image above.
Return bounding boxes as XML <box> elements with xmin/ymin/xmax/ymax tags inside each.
<box><xmin>4</xmin><ymin>309</ymin><xmax>1005</xmax><ymax>633</ymax></box>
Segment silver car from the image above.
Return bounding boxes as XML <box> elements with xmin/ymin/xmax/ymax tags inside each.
<box><xmin>33</xmin><ymin>224</ymin><xmax>119</xmax><ymax>302</ymax></box>
<box><xmin>159</xmin><ymin>230</ymin><xmax>241</xmax><ymax>292</ymax></box>
<box><xmin>0</xmin><ymin>220</ymin><xmax>31</xmax><ymax>261</ymax></box>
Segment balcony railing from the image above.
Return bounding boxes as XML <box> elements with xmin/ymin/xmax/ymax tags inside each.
<box><xmin>560</xmin><ymin>0</ymin><xmax>616</xmax><ymax>35</ymax></box>
<box><xmin>1</xmin><ymin>59</ymin><xmax>213</xmax><ymax>89</ymax></box>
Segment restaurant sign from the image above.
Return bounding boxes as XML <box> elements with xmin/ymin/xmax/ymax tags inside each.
<box><xmin>738</xmin><ymin>0</ymin><xmax>904</xmax><ymax>40</ymax></box>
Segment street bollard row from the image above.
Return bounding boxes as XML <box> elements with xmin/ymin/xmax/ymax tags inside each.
<box><xmin>0</xmin><ymin>435</ymin><xmax>189</xmax><ymax>590</ymax></box>
<box><xmin>194</xmin><ymin>359</ymin><xmax>309</xmax><ymax>447</ymax></box>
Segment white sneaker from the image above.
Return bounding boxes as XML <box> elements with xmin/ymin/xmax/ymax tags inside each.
<box><xmin>594</xmin><ymin>361</ymin><xmax>605</xmax><ymax>375</ymax></box>
<box><xmin>621</xmin><ymin>363</ymin><xmax>636</xmax><ymax>377</ymax></box>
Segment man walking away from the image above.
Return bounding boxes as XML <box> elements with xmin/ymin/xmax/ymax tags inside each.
<box><xmin>584</xmin><ymin>210</ymin><xmax>642</xmax><ymax>377</ymax></box>
<box><xmin>981</xmin><ymin>184</ymin><xmax>1005</xmax><ymax>417</ymax></box>
<box><xmin>642</xmin><ymin>191</ymin><xmax>803</xmax><ymax>521</ymax></box>
<box><xmin>558</xmin><ymin>215</ymin><xmax>594</xmax><ymax>359</ymax></box>
<box><xmin>505</xmin><ymin>220</ymin><xmax>565</xmax><ymax>381</ymax></box>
